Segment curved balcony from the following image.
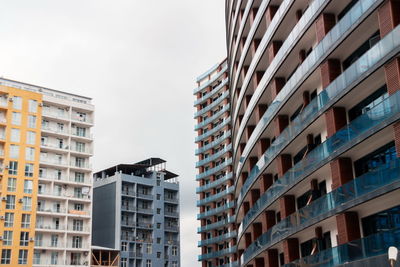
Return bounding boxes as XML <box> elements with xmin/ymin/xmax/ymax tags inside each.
<box><xmin>194</xmin><ymin>65</ymin><xmax>228</xmax><ymax>94</ymax></box>
<box><xmin>284</xmin><ymin>228</ymin><xmax>400</xmax><ymax>267</ymax></box>
<box><xmin>197</xmin><ymin>186</ymin><xmax>235</xmax><ymax>206</ymax></box>
<box><xmin>196</xmin><ymin>172</ymin><xmax>233</xmax><ymax>193</ymax></box>
<box><xmin>194</xmin><ymin>78</ymin><xmax>229</xmax><ymax>106</ymax></box>
<box><xmin>220</xmin><ymin>262</ymin><xmax>239</xmax><ymax>267</ymax></box>
<box><xmin>238</xmin><ymin>90</ymin><xmax>400</xmax><ymax>241</ymax></box>
<box><xmin>195</xmin><ymin>130</ymin><xmax>231</xmax><ymax>155</ymax></box>
<box><xmin>233</xmin><ymin>0</ymin><xmax>381</xmax><ymax>159</ymax></box>
<box><xmin>235</xmin><ymin>24</ymin><xmax>400</xmax><ymax>209</ymax></box>
<box><xmin>196</xmin><ymin>63</ymin><xmax>219</xmax><ymax>83</ymax></box>
<box><xmin>197</xmin><ymin>201</ymin><xmax>235</xmax><ymax>220</ymax></box>
<box><xmin>197</xmin><ymin>215</ymin><xmax>235</xmax><ymax>233</ymax></box>
<box><xmin>195</xmin><ymin>91</ymin><xmax>230</xmax><ymax>118</ymax></box>
<box><xmin>195</xmin><ymin>118</ymin><xmax>231</xmax><ymax>142</ymax></box>
<box><xmin>240</xmin><ymin>159</ymin><xmax>400</xmax><ymax>265</ymax></box>
<box><xmin>227</xmin><ymin>0</ymin><xmax>246</xmax><ymax>58</ymax></box>
<box><xmin>195</xmin><ymin>104</ymin><xmax>230</xmax><ymax>130</ymax></box>
<box><xmin>196</xmin><ymin>158</ymin><xmax>233</xmax><ymax>181</ymax></box>
<box><xmin>196</xmin><ymin>144</ymin><xmax>232</xmax><ymax>168</ymax></box>
<box><xmin>198</xmin><ymin>231</ymin><xmax>237</xmax><ymax>247</ymax></box>
<box><xmin>198</xmin><ymin>245</ymin><xmax>237</xmax><ymax>261</ymax></box>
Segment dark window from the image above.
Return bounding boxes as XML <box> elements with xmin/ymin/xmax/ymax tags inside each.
<box><xmin>279</xmin><ymin>253</ymin><xmax>284</xmax><ymax>266</ymax></box>
<box><xmin>362</xmin><ymin>205</ymin><xmax>400</xmax><ymax>236</ymax></box>
<box><xmin>290</xmin><ymin>105</ymin><xmax>303</xmax><ymax>122</ymax></box>
<box><xmin>348</xmin><ymin>85</ymin><xmax>388</xmax><ymax>121</ymax></box>
<box><xmin>343</xmin><ymin>30</ymin><xmax>380</xmax><ymax>70</ymax></box>
<box><xmin>354</xmin><ymin>142</ymin><xmax>396</xmax><ymax>176</ymax></box>
<box><xmin>293</xmin><ymin>145</ymin><xmax>308</xmax><ymax>165</ymax></box>
<box><xmin>338</xmin><ymin>0</ymin><xmax>359</xmax><ymax>20</ymax></box>
<box><xmin>300</xmin><ymin>238</ymin><xmax>314</xmax><ymax>257</ymax></box>
<box><xmin>310</xmin><ymin>90</ymin><xmax>317</xmax><ymax>101</ymax></box>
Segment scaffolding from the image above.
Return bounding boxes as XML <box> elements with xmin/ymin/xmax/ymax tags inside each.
<box><xmin>91</xmin><ymin>246</ymin><xmax>120</xmax><ymax>267</ymax></box>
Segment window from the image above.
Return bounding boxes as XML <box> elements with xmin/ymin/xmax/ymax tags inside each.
<box><xmin>51</xmin><ymin>235</ymin><xmax>58</xmax><ymax>247</ymax></box>
<box><xmin>76</xmin><ymin>142</ymin><xmax>85</xmax><ymax>152</ymax></box>
<box><xmin>57</xmin><ymin>123</ymin><xmax>64</xmax><ymax>132</ymax></box>
<box><xmin>146</xmin><ymin>243</ymin><xmax>152</xmax><ymax>254</ymax></box>
<box><xmin>73</xmin><ymin>219</ymin><xmax>83</xmax><ymax>231</ymax></box>
<box><xmin>11</xmin><ymin>128</ymin><xmax>20</xmax><ymax>142</ymax></box>
<box><xmin>74</xmin><ymin>188</ymin><xmax>83</xmax><ymax>198</ymax></box>
<box><xmin>25</xmin><ymin>164</ymin><xmax>34</xmax><ymax>178</ymax></box>
<box><xmin>71</xmin><ymin>253</ymin><xmax>81</xmax><ymax>265</ymax></box>
<box><xmin>28</xmin><ymin>115</ymin><xmax>36</xmax><ymax>128</ymax></box>
<box><xmin>20</xmin><ymin>231</ymin><xmax>29</xmax><ymax>246</ymax></box>
<box><xmin>22</xmin><ymin>197</ymin><xmax>32</xmax><ymax>211</ymax></box>
<box><xmin>54</xmin><ymin>185</ymin><xmax>62</xmax><ymax>196</ymax></box>
<box><xmin>24</xmin><ymin>180</ymin><xmax>33</xmax><ymax>193</ymax></box>
<box><xmin>7</xmin><ymin>178</ymin><xmax>16</xmax><ymax>192</ymax></box>
<box><xmin>12</xmin><ymin>112</ymin><xmax>21</xmax><ymax>125</ymax></box>
<box><xmin>74</xmin><ymin>203</ymin><xmax>84</xmax><ymax>211</ymax></box>
<box><xmin>3</xmin><ymin>230</ymin><xmax>13</xmax><ymax>245</ymax></box>
<box><xmin>156</xmin><ymin>223</ymin><xmax>161</xmax><ymax>229</ymax></box>
<box><xmin>72</xmin><ymin>236</ymin><xmax>82</xmax><ymax>248</ymax></box>
<box><xmin>8</xmin><ymin>161</ymin><xmax>18</xmax><ymax>175</ymax></box>
<box><xmin>1</xmin><ymin>249</ymin><xmax>11</xmax><ymax>264</ymax></box>
<box><xmin>26</xmin><ymin>131</ymin><xmax>36</xmax><ymax>145</ymax></box>
<box><xmin>121</xmin><ymin>242</ymin><xmax>127</xmax><ymax>251</ymax></box>
<box><xmin>4</xmin><ymin>213</ymin><xmax>14</xmax><ymax>227</ymax></box>
<box><xmin>156</xmin><ymin>237</ymin><xmax>161</xmax><ymax>244</ymax></box>
<box><xmin>172</xmin><ymin>246</ymin><xmax>178</xmax><ymax>256</ymax></box>
<box><xmin>51</xmin><ymin>252</ymin><xmax>58</xmax><ymax>265</ymax></box>
<box><xmin>362</xmin><ymin>205</ymin><xmax>400</xmax><ymax>236</ymax></box>
<box><xmin>157</xmin><ymin>208</ymin><xmax>161</xmax><ymax>214</ymax></box>
<box><xmin>156</xmin><ymin>194</ymin><xmax>161</xmax><ymax>200</ymax></box>
<box><xmin>29</xmin><ymin>99</ymin><xmax>38</xmax><ymax>113</ymax></box>
<box><xmin>76</xmin><ymin>127</ymin><xmax>86</xmax><ymax>137</ymax></box>
<box><xmin>157</xmin><ymin>252</ymin><xmax>161</xmax><ymax>258</ymax></box>
<box><xmin>21</xmin><ymin>214</ymin><xmax>31</xmax><ymax>228</ymax></box>
<box><xmin>33</xmin><ymin>251</ymin><xmax>41</xmax><ymax>264</ymax></box>
<box><xmin>75</xmin><ymin>157</ymin><xmax>85</xmax><ymax>168</ymax></box>
<box><xmin>12</xmin><ymin>96</ymin><xmax>22</xmax><ymax>109</ymax></box>
<box><xmin>75</xmin><ymin>172</ymin><xmax>84</xmax><ymax>183</ymax></box>
<box><xmin>26</xmin><ymin>147</ymin><xmax>35</xmax><ymax>161</ymax></box>
<box><xmin>146</xmin><ymin>259</ymin><xmax>152</xmax><ymax>267</ymax></box>
<box><xmin>9</xmin><ymin>144</ymin><xmax>19</xmax><ymax>158</ymax></box>
<box><xmin>18</xmin><ymin>249</ymin><xmax>28</xmax><ymax>264</ymax></box>
<box><xmin>6</xmin><ymin>195</ymin><xmax>15</xmax><ymax>209</ymax></box>
<box><xmin>76</xmin><ymin>112</ymin><xmax>86</xmax><ymax>122</ymax></box>
<box><xmin>157</xmin><ymin>180</ymin><xmax>161</xmax><ymax>186</ymax></box>
<box><xmin>121</xmin><ymin>258</ymin><xmax>127</xmax><ymax>267</ymax></box>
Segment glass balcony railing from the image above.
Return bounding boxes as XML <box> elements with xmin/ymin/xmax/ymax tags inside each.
<box><xmin>241</xmin><ymin>158</ymin><xmax>400</xmax><ymax>265</ymax></box>
<box><xmin>220</xmin><ymin>262</ymin><xmax>239</xmax><ymax>267</ymax></box>
<box><xmin>195</xmin><ymin>91</ymin><xmax>230</xmax><ymax>118</ymax></box>
<box><xmin>196</xmin><ymin>172</ymin><xmax>233</xmax><ymax>193</ymax></box>
<box><xmin>197</xmin><ymin>201</ymin><xmax>235</xmax><ymax>219</ymax></box>
<box><xmin>195</xmin><ymin>118</ymin><xmax>231</xmax><ymax>142</ymax></box>
<box><xmin>196</xmin><ymin>158</ymin><xmax>233</xmax><ymax>180</ymax></box>
<box><xmin>284</xmin><ymin>228</ymin><xmax>400</xmax><ymax>267</ymax></box>
<box><xmin>239</xmin><ymin>90</ymin><xmax>400</xmax><ymax>238</ymax></box>
<box><xmin>195</xmin><ymin>104</ymin><xmax>230</xmax><ymax>130</ymax></box>
<box><xmin>233</xmin><ymin>0</ymin><xmax>379</xmax><ymax>155</ymax></box>
<box><xmin>197</xmin><ymin>216</ymin><xmax>235</xmax><ymax>233</ymax></box>
<box><xmin>194</xmin><ymin>78</ymin><xmax>229</xmax><ymax>106</ymax></box>
<box><xmin>196</xmin><ymin>63</ymin><xmax>219</xmax><ymax>83</ymax></box>
<box><xmin>198</xmin><ymin>231</ymin><xmax>237</xmax><ymax>247</ymax></box>
<box><xmin>237</xmin><ymin>23</ymin><xmax>400</xmax><ymax>208</ymax></box>
<box><xmin>196</xmin><ymin>144</ymin><xmax>232</xmax><ymax>167</ymax></box>
<box><xmin>198</xmin><ymin>245</ymin><xmax>237</xmax><ymax>261</ymax></box>
<box><xmin>194</xmin><ymin>65</ymin><xmax>228</xmax><ymax>94</ymax></box>
<box><xmin>197</xmin><ymin>186</ymin><xmax>235</xmax><ymax>206</ymax></box>
<box><xmin>195</xmin><ymin>130</ymin><xmax>231</xmax><ymax>155</ymax></box>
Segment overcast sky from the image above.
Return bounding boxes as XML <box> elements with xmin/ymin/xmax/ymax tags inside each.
<box><xmin>0</xmin><ymin>1</ymin><xmax>226</xmax><ymax>266</ymax></box>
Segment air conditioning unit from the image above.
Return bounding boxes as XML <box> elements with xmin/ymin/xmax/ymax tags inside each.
<box><xmin>1</xmin><ymin>197</ymin><xmax>6</xmax><ymax>201</ymax></box>
<box><xmin>8</xmin><ymin>97</ymin><xmax>13</xmax><ymax>102</ymax></box>
<box><xmin>18</xmin><ymin>198</ymin><xmax>23</xmax><ymax>203</ymax></box>
<box><xmin>39</xmin><ymin>103</ymin><xmax>43</xmax><ymax>107</ymax></box>
<box><xmin>29</xmin><ymin>237</ymin><xmax>34</xmax><ymax>242</ymax></box>
<box><xmin>0</xmin><ymin>216</ymin><xmax>4</xmax><ymax>220</ymax></box>
<box><xmin>4</xmin><ymin>165</ymin><xmax>9</xmax><ymax>169</ymax></box>
<box><xmin>83</xmin><ymin>261</ymin><xmax>88</xmax><ymax>266</ymax></box>
<box><xmin>0</xmin><ymin>236</ymin><xmax>3</xmax><ymax>240</ymax></box>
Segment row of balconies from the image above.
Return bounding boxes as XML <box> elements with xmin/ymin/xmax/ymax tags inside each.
<box><xmin>194</xmin><ymin>65</ymin><xmax>228</xmax><ymax>94</ymax></box>
<box><xmin>37</xmin><ymin>208</ymin><xmax>91</xmax><ymax>217</ymax></box>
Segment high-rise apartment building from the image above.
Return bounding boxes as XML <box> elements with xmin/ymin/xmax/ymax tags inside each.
<box><xmin>194</xmin><ymin>60</ymin><xmax>237</xmax><ymax>266</ymax></box>
<box><xmin>0</xmin><ymin>78</ymin><xmax>94</xmax><ymax>266</ymax></box>
<box><xmin>196</xmin><ymin>0</ymin><xmax>400</xmax><ymax>266</ymax></box>
<box><xmin>92</xmin><ymin>158</ymin><xmax>180</xmax><ymax>267</ymax></box>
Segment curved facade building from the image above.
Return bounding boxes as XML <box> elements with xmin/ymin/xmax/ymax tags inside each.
<box><xmin>194</xmin><ymin>60</ymin><xmax>238</xmax><ymax>267</ymax></box>
<box><xmin>224</xmin><ymin>0</ymin><xmax>400</xmax><ymax>266</ymax></box>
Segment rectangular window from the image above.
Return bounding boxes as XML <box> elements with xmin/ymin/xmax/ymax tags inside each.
<box><xmin>34</xmin><ymin>233</ymin><xmax>43</xmax><ymax>246</ymax></box>
<box><xmin>121</xmin><ymin>242</ymin><xmax>127</xmax><ymax>251</ymax></box>
<box><xmin>21</xmin><ymin>214</ymin><xmax>31</xmax><ymax>228</ymax></box>
<box><xmin>9</xmin><ymin>161</ymin><xmax>18</xmax><ymax>175</ymax></box>
<box><xmin>4</xmin><ymin>213</ymin><xmax>14</xmax><ymax>227</ymax></box>
<box><xmin>172</xmin><ymin>261</ymin><xmax>178</xmax><ymax>267</ymax></box>
<box><xmin>33</xmin><ymin>251</ymin><xmax>40</xmax><ymax>264</ymax></box>
<box><xmin>11</xmin><ymin>128</ymin><xmax>20</xmax><ymax>142</ymax></box>
<box><xmin>26</xmin><ymin>131</ymin><xmax>36</xmax><ymax>145</ymax></box>
<box><xmin>22</xmin><ymin>197</ymin><xmax>32</xmax><ymax>211</ymax></box>
<box><xmin>28</xmin><ymin>115</ymin><xmax>37</xmax><ymax>128</ymax></box>
<box><xmin>7</xmin><ymin>178</ymin><xmax>16</xmax><ymax>192</ymax></box>
<box><xmin>28</xmin><ymin>99</ymin><xmax>38</xmax><ymax>113</ymax></box>
<box><xmin>24</xmin><ymin>180</ymin><xmax>33</xmax><ymax>194</ymax></box>
<box><xmin>76</xmin><ymin>142</ymin><xmax>85</xmax><ymax>152</ymax></box>
<box><xmin>71</xmin><ymin>253</ymin><xmax>81</xmax><ymax>265</ymax></box>
<box><xmin>9</xmin><ymin>144</ymin><xmax>19</xmax><ymax>158</ymax></box>
<box><xmin>51</xmin><ymin>252</ymin><xmax>58</xmax><ymax>265</ymax></box>
<box><xmin>75</xmin><ymin>157</ymin><xmax>85</xmax><ymax>168</ymax></box>
<box><xmin>72</xmin><ymin>236</ymin><xmax>82</xmax><ymax>248</ymax></box>
<box><xmin>3</xmin><ymin>230</ymin><xmax>13</xmax><ymax>245</ymax></box>
<box><xmin>76</xmin><ymin>127</ymin><xmax>86</xmax><ymax>137</ymax></box>
<box><xmin>25</xmin><ymin>164</ymin><xmax>34</xmax><ymax>178</ymax></box>
<box><xmin>6</xmin><ymin>195</ymin><xmax>15</xmax><ymax>209</ymax></box>
<box><xmin>75</xmin><ymin>172</ymin><xmax>84</xmax><ymax>183</ymax></box>
<box><xmin>51</xmin><ymin>235</ymin><xmax>58</xmax><ymax>247</ymax></box>
<box><xmin>1</xmin><ymin>249</ymin><xmax>11</xmax><ymax>264</ymax></box>
<box><xmin>12</xmin><ymin>96</ymin><xmax>22</xmax><ymax>109</ymax></box>
<box><xmin>20</xmin><ymin>232</ymin><xmax>29</xmax><ymax>246</ymax></box>
<box><xmin>172</xmin><ymin>246</ymin><xmax>178</xmax><ymax>256</ymax></box>
<box><xmin>121</xmin><ymin>258</ymin><xmax>127</xmax><ymax>267</ymax></box>
<box><xmin>18</xmin><ymin>249</ymin><xmax>28</xmax><ymax>264</ymax></box>
<box><xmin>74</xmin><ymin>188</ymin><xmax>83</xmax><ymax>198</ymax></box>
<box><xmin>25</xmin><ymin>147</ymin><xmax>35</xmax><ymax>161</ymax></box>
<box><xmin>74</xmin><ymin>203</ymin><xmax>83</xmax><ymax>211</ymax></box>
<box><xmin>146</xmin><ymin>243</ymin><xmax>152</xmax><ymax>254</ymax></box>
<box><xmin>146</xmin><ymin>259</ymin><xmax>152</xmax><ymax>267</ymax></box>
<box><xmin>12</xmin><ymin>112</ymin><xmax>21</xmax><ymax>125</ymax></box>
<box><xmin>73</xmin><ymin>219</ymin><xmax>83</xmax><ymax>231</ymax></box>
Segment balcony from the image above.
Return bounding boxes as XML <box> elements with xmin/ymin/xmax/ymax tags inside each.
<box><xmin>42</xmin><ymin>109</ymin><xmax>69</xmax><ymax>121</ymax></box>
<box><xmin>195</xmin><ymin>130</ymin><xmax>231</xmax><ymax>155</ymax></box>
<box><xmin>198</xmin><ymin>245</ymin><xmax>237</xmax><ymax>261</ymax></box>
<box><xmin>241</xmin><ymin>159</ymin><xmax>400</xmax><ymax>265</ymax></box>
<box><xmin>196</xmin><ymin>144</ymin><xmax>232</xmax><ymax>167</ymax></box>
<box><xmin>239</xmin><ymin>90</ymin><xmax>400</xmax><ymax>237</ymax></box>
<box><xmin>164</xmin><ymin>210</ymin><xmax>179</xmax><ymax>217</ymax></box>
<box><xmin>136</xmin><ymin>222</ymin><xmax>153</xmax><ymax>229</ymax></box>
<box><xmin>136</xmin><ymin>207</ymin><xmax>153</xmax><ymax>214</ymax></box>
<box><xmin>121</xmin><ymin>190</ymin><xmax>136</xmax><ymax>197</ymax></box>
<box><xmin>165</xmin><ymin>240</ymin><xmax>179</xmax><ymax>246</ymax></box>
<box><xmin>68</xmin><ymin>209</ymin><xmax>90</xmax><ymax>216</ymax></box>
<box><xmin>70</xmin><ymin>161</ymin><xmax>92</xmax><ymax>170</ymax></box>
<box><xmin>194</xmin><ymin>104</ymin><xmax>230</xmax><ymax>130</ymax></box>
<box><xmin>40</xmin><ymin>159</ymin><xmax>68</xmax><ymax>167</ymax></box>
<box><xmin>136</xmin><ymin>192</ymin><xmax>153</xmax><ymax>200</ymax></box>
<box><xmin>71</xmin><ymin>114</ymin><xmax>93</xmax><ymax>125</ymax></box>
<box><xmin>196</xmin><ymin>158</ymin><xmax>233</xmax><ymax>180</ymax></box>
<box><xmin>37</xmin><ymin>207</ymin><xmax>67</xmax><ymax>214</ymax></box>
<box><xmin>197</xmin><ymin>201</ymin><xmax>235</xmax><ymax>219</ymax></box>
<box><xmin>129</xmin><ymin>251</ymin><xmax>143</xmax><ymax>258</ymax></box>
<box><xmin>193</xmin><ymin>64</ymin><xmax>228</xmax><ymax>94</ymax></box>
<box><xmin>197</xmin><ymin>216</ymin><xmax>235</xmax><ymax>233</ymax></box>
<box><xmin>164</xmin><ymin>225</ymin><xmax>179</xmax><ymax>232</ymax></box>
<box><xmin>41</xmin><ymin>125</ymin><xmax>69</xmax><ymax>136</ymax></box>
<box><xmin>198</xmin><ymin>231</ymin><xmax>237</xmax><ymax>247</ymax></box>
<box><xmin>164</xmin><ymin>196</ymin><xmax>179</xmax><ymax>203</ymax></box>
<box><xmin>194</xmin><ymin>77</ymin><xmax>229</xmax><ymax>106</ymax></box>
<box><xmin>197</xmin><ymin>186</ymin><xmax>235</xmax><ymax>206</ymax></box>
<box><xmin>196</xmin><ymin>172</ymin><xmax>233</xmax><ymax>193</ymax></box>
<box><xmin>195</xmin><ymin>117</ymin><xmax>231</xmax><ymax>142</ymax></box>
<box><xmin>36</xmin><ymin>224</ymin><xmax>65</xmax><ymax>231</ymax></box>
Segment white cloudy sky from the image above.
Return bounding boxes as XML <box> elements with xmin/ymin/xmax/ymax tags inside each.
<box><xmin>0</xmin><ymin>1</ymin><xmax>226</xmax><ymax>266</ymax></box>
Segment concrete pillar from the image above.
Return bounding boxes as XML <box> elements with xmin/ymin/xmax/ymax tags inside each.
<box><xmin>325</xmin><ymin>107</ymin><xmax>347</xmax><ymax>138</ymax></box>
<box><xmin>336</xmin><ymin>212</ymin><xmax>361</xmax><ymax>245</ymax></box>
<box><xmin>320</xmin><ymin>59</ymin><xmax>342</xmax><ymax>89</ymax></box>
<box><xmin>271</xmin><ymin>77</ymin><xmax>286</xmax><ymax>100</ymax></box>
<box><xmin>276</xmin><ymin>154</ymin><xmax>292</xmax><ymax>177</ymax></box>
<box><xmin>279</xmin><ymin>195</ymin><xmax>296</xmax><ymax>219</ymax></box>
<box><xmin>283</xmin><ymin>238</ymin><xmax>300</xmax><ymax>264</ymax></box>
<box><xmin>330</xmin><ymin>157</ymin><xmax>354</xmax><ymax>190</ymax></box>
<box><xmin>378</xmin><ymin>0</ymin><xmax>400</xmax><ymax>38</ymax></box>
<box><xmin>315</xmin><ymin>13</ymin><xmax>336</xmax><ymax>43</ymax></box>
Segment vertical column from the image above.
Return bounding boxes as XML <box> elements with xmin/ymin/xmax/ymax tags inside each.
<box><xmin>265</xmin><ymin>249</ymin><xmax>279</xmax><ymax>267</ymax></box>
<box><xmin>265</xmin><ymin>6</ymin><xmax>279</xmax><ymax>27</ymax></box>
<box><xmin>252</xmin><ymin>71</ymin><xmax>265</xmax><ymax>90</ymax></box>
<box><xmin>257</xmin><ymin>138</ymin><xmax>270</xmax><ymax>159</ymax></box>
<box><xmin>276</xmin><ymin>154</ymin><xmax>292</xmax><ymax>177</ymax></box>
<box><xmin>283</xmin><ymin>238</ymin><xmax>300</xmax><ymax>264</ymax></box>
<box><xmin>268</xmin><ymin>41</ymin><xmax>283</xmax><ymax>64</ymax></box>
<box><xmin>315</xmin><ymin>13</ymin><xmax>336</xmax><ymax>43</ymax></box>
<box><xmin>336</xmin><ymin>212</ymin><xmax>361</xmax><ymax>245</ymax></box>
<box><xmin>320</xmin><ymin>59</ymin><xmax>342</xmax><ymax>89</ymax></box>
<box><xmin>330</xmin><ymin>158</ymin><xmax>354</xmax><ymax>190</ymax></box>
<box><xmin>274</xmin><ymin>115</ymin><xmax>289</xmax><ymax>137</ymax></box>
<box><xmin>279</xmin><ymin>195</ymin><xmax>296</xmax><ymax>219</ymax></box>
<box><xmin>378</xmin><ymin>0</ymin><xmax>400</xmax><ymax>38</ymax></box>
<box><xmin>324</xmin><ymin>107</ymin><xmax>347</xmax><ymax>138</ymax></box>
<box><xmin>271</xmin><ymin>77</ymin><xmax>286</xmax><ymax>100</ymax></box>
